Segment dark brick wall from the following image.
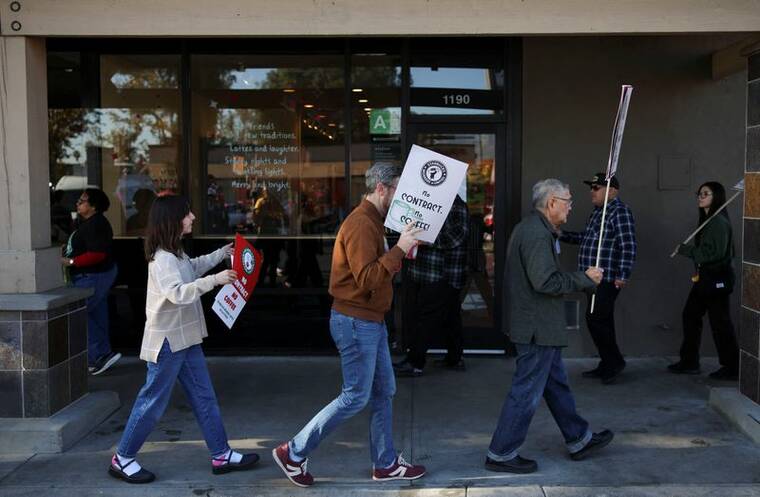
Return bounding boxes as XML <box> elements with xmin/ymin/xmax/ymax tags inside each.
<box><xmin>741</xmin><ymin>50</ymin><xmax>760</xmax><ymax>404</ymax></box>
<box><xmin>0</xmin><ymin>300</ymin><xmax>88</xmax><ymax>417</ymax></box>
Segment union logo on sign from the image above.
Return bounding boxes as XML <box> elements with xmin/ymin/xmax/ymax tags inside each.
<box><xmin>420</xmin><ymin>160</ymin><xmax>447</xmax><ymax>186</ymax></box>
<box><xmin>242</xmin><ymin>248</ymin><xmax>255</xmax><ymax>275</ymax></box>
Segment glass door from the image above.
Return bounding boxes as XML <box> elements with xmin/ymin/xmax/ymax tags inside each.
<box><xmin>406</xmin><ymin>123</ymin><xmax>506</xmax><ymax>350</ymax></box>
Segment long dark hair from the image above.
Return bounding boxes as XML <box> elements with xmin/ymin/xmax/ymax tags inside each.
<box><xmin>697</xmin><ymin>181</ymin><xmax>728</xmax><ymax>224</ymax></box>
<box><xmin>696</xmin><ymin>181</ymin><xmax>728</xmax><ymax>246</ymax></box>
<box><xmin>144</xmin><ymin>195</ymin><xmax>190</xmax><ymax>261</ymax></box>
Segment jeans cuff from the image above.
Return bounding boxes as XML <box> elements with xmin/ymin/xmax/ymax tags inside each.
<box><xmin>287</xmin><ymin>441</ymin><xmax>303</xmax><ymax>460</ymax></box>
<box><xmin>211</xmin><ymin>445</ymin><xmax>231</xmax><ymax>459</ymax></box>
<box><xmin>487</xmin><ymin>447</ymin><xmax>519</xmax><ymax>462</ymax></box>
<box><xmin>566</xmin><ymin>429</ymin><xmax>592</xmax><ymax>454</ymax></box>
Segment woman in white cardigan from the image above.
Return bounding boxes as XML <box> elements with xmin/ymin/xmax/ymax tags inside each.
<box><xmin>109</xmin><ymin>195</ymin><xmax>258</xmax><ymax>484</ymax></box>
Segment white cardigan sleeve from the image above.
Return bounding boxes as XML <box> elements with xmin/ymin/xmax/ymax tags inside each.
<box><xmin>152</xmin><ymin>253</ymin><xmax>217</xmax><ymax>305</ymax></box>
<box><xmin>189</xmin><ymin>247</ymin><xmax>227</xmax><ymax>278</ymax></box>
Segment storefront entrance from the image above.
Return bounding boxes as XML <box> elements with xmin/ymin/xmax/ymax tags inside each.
<box><xmin>46</xmin><ymin>37</ymin><xmax>518</xmax><ymax>354</ymax></box>
<box><xmin>407</xmin><ymin>124</ymin><xmax>506</xmax><ymax>350</ymax></box>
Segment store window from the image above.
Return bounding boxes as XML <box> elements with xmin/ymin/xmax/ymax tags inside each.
<box><xmin>350</xmin><ymin>48</ymin><xmax>402</xmax><ymax>208</ymax></box>
<box><xmin>48</xmin><ymin>53</ymin><xmax>183</xmax><ymax>240</ymax></box>
<box><xmin>410</xmin><ymin>43</ymin><xmax>504</xmax><ymax>116</ymax></box>
<box><xmin>191</xmin><ymin>55</ymin><xmax>346</xmax><ymax>239</ymax></box>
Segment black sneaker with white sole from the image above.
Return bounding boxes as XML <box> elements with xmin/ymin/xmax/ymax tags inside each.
<box><xmin>91</xmin><ymin>352</ymin><xmax>121</xmax><ymax>376</ymax></box>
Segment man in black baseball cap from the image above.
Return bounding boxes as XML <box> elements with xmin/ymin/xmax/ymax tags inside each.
<box><xmin>583</xmin><ymin>172</ymin><xmax>619</xmax><ymax>190</ymax></box>
<box><xmin>560</xmin><ymin>172</ymin><xmax>637</xmax><ymax>384</ymax></box>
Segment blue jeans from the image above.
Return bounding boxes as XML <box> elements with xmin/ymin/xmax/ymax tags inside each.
<box><xmin>72</xmin><ymin>265</ymin><xmax>118</xmax><ymax>366</ymax></box>
<box><xmin>117</xmin><ymin>340</ymin><xmax>229</xmax><ymax>459</ymax></box>
<box><xmin>289</xmin><ymin>310</ymin><xmax>397</xmax><ymax>467</ymax></box>
<box><xmin>488</xmin><ymin>343</ymin><xmax>591</xmax><ymax>461</ymax></box>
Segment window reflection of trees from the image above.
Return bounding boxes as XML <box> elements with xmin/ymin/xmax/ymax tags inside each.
<box><xmin>49</xmin><ymin>57</ymin><xmax>181</xmax><ymax>235</ymax></box>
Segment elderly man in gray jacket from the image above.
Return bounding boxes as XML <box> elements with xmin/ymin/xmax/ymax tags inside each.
<box><xmin>485</xmin><ymin>179</ymin><xmax>614</xmax><ymax>474</ymax></box>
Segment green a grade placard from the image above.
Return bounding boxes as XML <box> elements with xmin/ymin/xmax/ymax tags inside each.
<box><xmin>369</xmin><ymin>108</ymin><xmax>401</xmax><ymax>135</ymax></box>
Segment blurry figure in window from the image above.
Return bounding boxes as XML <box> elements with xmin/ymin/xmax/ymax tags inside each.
<box><xmin>126</xmin><ymin>188</ymin><xmax>157</xmax><ymax>236</ymax></box>
<box><xmin>61</xmin><ymin>188</ymin><xmax>120</xmax><ymax>376</ymax></box>
<box><xmin>254</xmin><ymin>187</ymin><xmax>286</xmax><ymax>287</ymax></box>
<box><xmin>115</xmin><ymin>165</ymin><xmax>155</xmax><ymax>219</ymax></box>
<box><xmin>206</xmin><ymin>175</ymin><xmax>226</xmax><ymax>233</ymax></box>
<box><xmin>51</xmin><ymin>189</ymin><xmax>73</xmax><ymax>244</ymax></box>
<box><xmin>284</xmin><ymin>190</ymin><xmax>325</xmax><ymax>289</ymax></box>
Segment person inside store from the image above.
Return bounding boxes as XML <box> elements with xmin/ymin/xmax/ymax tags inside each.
<box><xmin>254</xmin><ymin>186</ymin><xmax>286</xmax><ymax>286</ymax></box>
<box><xmin>669</xmin><ymin>181</ymin><xmax>739</xmax><ymax>380</ymax></box>
<box><xmin>108</xmin><ymin>195</ymin><xmax>259</xmax><ymax>484</ymax></box>
<box><xmin>61</xmin><ymin>188</ymin><xmax>120</xmax><ymax>376</ymax></box>
<box><xmin>126</xmin><ymin>188</ymin><xmax>157</xmax><ymax>235</ymax></box>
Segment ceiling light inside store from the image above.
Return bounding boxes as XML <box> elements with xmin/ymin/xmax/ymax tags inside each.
<box><xmin>304</xmin><ymin>104</ymin><xmax>314</xmax><ymax>108</ymax></box>
<box><xmin>358</xmin><ymin>99</ymin><xmax>368</xmax><ymax>103</ymax></box>
<box><xmin>328</xmin><ymin>123</ymin><xmax>336</xmax><ymax>127</ymax></box>
<box><xmin>363</xmin><ymin>107</ymin><xmax>372</xmax><ymax>111</ymax></box>
<box><xmin>283</xmin><ymin>89</ymin><xmax>296</xmax><ymax>93</ymax></box>
<box><xmin>352</xmin><ymin>88</ymin><xmax>363</xmax><ymax>93</ymax></box>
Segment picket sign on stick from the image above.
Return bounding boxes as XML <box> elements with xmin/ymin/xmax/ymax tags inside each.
<box><xmin>669</xmin><ymin>179</ymin><xmax>745</xmax><ymax>258</ymax></box>
<box><xmin>591</xmin><ymin>85</ymin><xmax>633</xmax><ymax>314</ymax></box>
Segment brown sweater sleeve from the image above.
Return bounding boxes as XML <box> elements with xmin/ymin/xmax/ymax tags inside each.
<box><xmin>342</xmin><ymin>220</ymin><xmax>405</xmax><ymax>291</ymax></box>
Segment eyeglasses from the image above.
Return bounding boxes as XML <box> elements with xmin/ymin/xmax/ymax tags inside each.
<box><xmin>590</xmin><ymin>185</ymin><xmax>602</xmax><ymax>192</ymax></box>
<box><xmin>76</xmin><ymin>197</ymin><xmax>89</xmax><ymax>204</ymax></box>
<box><xmin>554</xmin><ymin>196</ymin><xmax>573</xmax><ymax>207</ymax></box>
<box><xmin>696</xmin><ymin>192</ymin><xmax>713</xmax><ymax>199</ymax></box>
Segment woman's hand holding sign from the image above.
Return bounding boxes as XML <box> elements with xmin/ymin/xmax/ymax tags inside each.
<box><xmin>397</xmin><ymin>222</ymin><xmax>424</xmax><ymax>254</ymax></box>
<box><xmin>214</xmin><ymin>269</ymin><xmax>238</xmax><ymax>286</ymax></box>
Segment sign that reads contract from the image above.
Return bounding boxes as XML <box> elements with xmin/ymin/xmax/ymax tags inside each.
<box><xmin>384</xmin><ymin>145</ymin><xmax>468</xmax><ymax>244</ymax></box>
<box><xmin>212</xmin><ymin>234</ymin><xmax>263</xmax><ymax>329</ymax></box>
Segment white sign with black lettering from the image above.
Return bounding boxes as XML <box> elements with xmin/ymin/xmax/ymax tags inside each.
<box><xmin>384</xmin><ymin>145</ymin><xmax>468</xmax><ymax>243</ymax></box>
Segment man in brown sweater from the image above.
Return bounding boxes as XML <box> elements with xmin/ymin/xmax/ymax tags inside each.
<box><xmin>273</xmin><ymin>162</ymin><xmax>425</xmax><ymax>487</ymax></box>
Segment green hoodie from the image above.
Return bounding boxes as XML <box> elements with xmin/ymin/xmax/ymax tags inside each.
<box><xmin>677</xmin><ymin>214</ymin><xmax>733</xmax><ymax>269</ymax></box>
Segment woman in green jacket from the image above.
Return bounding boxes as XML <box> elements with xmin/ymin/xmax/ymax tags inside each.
<box><xmin>669</xmin><ymin>181</ymin><xmax>739</xmax><ymax>379</ymax></box>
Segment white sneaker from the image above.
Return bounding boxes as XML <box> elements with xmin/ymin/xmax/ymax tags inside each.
<box><xmin>91</xmin><ymin>352</ymin><xmax>122</xmax><ymax>375</ymax></box>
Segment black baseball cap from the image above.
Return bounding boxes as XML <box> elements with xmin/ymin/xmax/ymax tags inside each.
<box><xmin>583</xmin><ymin>172</ymin><xmax>619</xmax><ymax>189</ymax></box>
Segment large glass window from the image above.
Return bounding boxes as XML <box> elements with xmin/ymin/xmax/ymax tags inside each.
<box><xmin>100</xmin><ymin>55</ymin><xmax>182</xmax><ymax>235</ymax></box>
<box><xmin>350</xmin><ymin>48</ymin><xmax>402</xmax><ymax>208</ymax></box>
<box><xmin>46</xmin><ymin>38</ymin><xmax>511</xmax><ymax>351</ymax></box>
<box><xmin>410</xmin><ymin>40</ymin><xmax>504</xmax><ymax>116</ymax></box>
<box><xmin>191</xmin><ymin>55</ymin><xmax>345</xmax><ymax>239</ymax></box>
<box><xmin>48</xmin><ymin>54</ymin><xmax>183</xmax><ymax>240</ymax></box>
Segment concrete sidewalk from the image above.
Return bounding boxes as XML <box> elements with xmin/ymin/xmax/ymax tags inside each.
<box><xmin>1</xmin><ymin>356</ymin><xmax>758</xmax><ymax>497</ymax></box>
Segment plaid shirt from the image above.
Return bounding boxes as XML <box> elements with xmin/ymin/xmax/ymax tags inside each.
<box><xmin>560</xmin><ymin>197</ymin><xmax>637</xmax><ymax>282</ymax></box>
<box><xmin>408</xmin><ymin>197</ymin><xmax>469</xmax><ymax>289</ymax></box>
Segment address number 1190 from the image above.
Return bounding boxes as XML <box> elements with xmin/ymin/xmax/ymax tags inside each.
<box><xmin>443</xmin><ymin>94</ymin><xmax>471</xmax><ymax>105</ymax></box>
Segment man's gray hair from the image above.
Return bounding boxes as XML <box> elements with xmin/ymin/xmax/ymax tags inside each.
<box><xmin>532</xmin><ymin>179</ymin><xmax>569</xmax><ymax>209</ymax></box>
<box><xmin>365</xmin><ymin>162</ymin><xmax>401</xmax><ymax>193</ymax></box>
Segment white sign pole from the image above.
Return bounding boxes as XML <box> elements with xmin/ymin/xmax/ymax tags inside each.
<box><xmin>590</xmin><ymin>178</ymin><xmax>613</xmax><ymax>314</ymax></box>
<box><xmin>590</xmin><ymin>85</ymin><xmax>633</xmax><ymax>314</ymax></box>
